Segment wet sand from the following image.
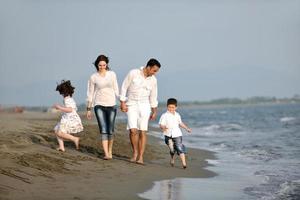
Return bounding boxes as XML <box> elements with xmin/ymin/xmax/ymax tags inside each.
<box><xmin>0</xmin><ymin>111</ymin><xmax>216</xmax><ymax>200</ymax></box>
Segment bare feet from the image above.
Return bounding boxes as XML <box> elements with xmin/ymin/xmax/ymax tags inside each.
<box><xmin>170</xmin><ymin>161</ymin><xmax>175</xmax><ymax>167</ymax></box>
<box><xmin>56</xmin><ymin>148</ymin><xmax>65</xmax><ymax>152</ymax></box>
<box><xmin>170</xmin><ymin>155</ymin><xmax>175</xmax><ymax>167</ymax></box>
<box><xmin>130</xmin><ymin>153</ymin><xmax>138</xmax><ymax>163</ymax></box>
<box><xmin>74</xmin><ymin>137</ymin><xmax>80</xmax><ymax>150</ymax></box>
<box><xmin>103</xmin><ymin>156</ymin><xmax>112</xmax><ymax>160</ymax></box>
<box><xmin>136</xmin><ymin>160</ymin><xmax>145</xmax><ymax>165</ymax></box>
<box><xmin>136</xmin><ymin>158</ymin><xmax>144</xmax><ymax>165</ymax></box>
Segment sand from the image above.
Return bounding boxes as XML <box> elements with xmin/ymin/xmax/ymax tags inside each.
<box><xmin>0</xmin><ymin>111</ymin><xmax>216</xmax><ymax>200</ymax></box>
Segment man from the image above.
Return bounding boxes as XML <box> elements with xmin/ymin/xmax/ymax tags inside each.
<box><xmin>120</xmin><ymin>58</ymin><xmax>161</xmax><ymax>165</ymax></box>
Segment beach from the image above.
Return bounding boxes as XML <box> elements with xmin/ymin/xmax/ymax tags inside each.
<box><xmin>142</xmin><ymin>103</ymin><xmax>300</xmax><ymax>200</ymax></box>
<box><xmin>0</xmin><ymin>111</ymin><xmax>216</xmax><ymax>200</ymax></box>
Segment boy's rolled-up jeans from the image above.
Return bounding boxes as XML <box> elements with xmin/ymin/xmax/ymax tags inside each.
<box><xmin>164</xmin><ymin>136</ymin><xmax>186</xmax><ymax>156</ymax></box>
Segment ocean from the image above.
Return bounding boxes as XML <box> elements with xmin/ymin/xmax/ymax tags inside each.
<box><xmin>139</xmin><ymin>103</ymin><xmax>300</xmax><ymax>200</ymax></box>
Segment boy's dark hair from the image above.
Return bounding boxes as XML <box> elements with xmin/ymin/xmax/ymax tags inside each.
<box><xmin>56</xmin><ymin>80</ymin><xmax>75</xmax><ymax>97</ymax></box>
<box><xmin>167</xmin><ymin>98</ymin><xmax>177</xmax><ymax>106</ymax></box>
<box><xmin>94</xmin><ymin>54</ymin><xmax>110</xmax><ymax>71</ymax></box>
<box><xmin>146</xmin><ymin>58</ymin><xmax>161</xmax><ymax>68</ymax></box>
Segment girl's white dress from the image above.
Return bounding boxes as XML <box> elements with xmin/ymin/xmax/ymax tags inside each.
<box><xmin>54</xmin><ymin>97</ymin><xmax>83</xmax><ymax>134</ymax></box>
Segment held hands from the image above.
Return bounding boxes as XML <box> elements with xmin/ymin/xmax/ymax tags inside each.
<box><xmin>120</xmin><ymin>101</ymin><xmax>128</xmax><ymax>112</ymax></box>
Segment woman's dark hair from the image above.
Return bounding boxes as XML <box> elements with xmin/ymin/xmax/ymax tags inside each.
<box><xmin>56</xmin><ymin>80</ymin><xmax>75</xmax><ymax>97</ymax></box>
<box><xmin>93</xmin><ymin>54</ymin><xmax>110</xmax><ymax>71</ymax></box>
<box><xmin>167</xmin><ymin>98</ymin><xmax>177</xmax><ymax>106</ymax></box>
<box><xmin>146</xmin><ymin>58</ymin><xmax>161</xmax><ymax>68</ymax></box>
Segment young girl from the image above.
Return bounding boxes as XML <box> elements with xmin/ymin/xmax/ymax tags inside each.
<box><xmin>53</xmin><ymin>80</ymin><xmax>83</xmax><ymax>152</ymax></box>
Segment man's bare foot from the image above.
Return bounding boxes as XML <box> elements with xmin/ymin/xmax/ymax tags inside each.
<box><xmin>103</xmin><ymin>156</ymin><xmax>112</xmax><ymax>160</ymax></box>
<box><xmin>74</xmin><ymin>137</ymin><xmax>80</xmax><ymax>150</ymax></box>
<box><xmin>56</xmin><ymin>148</ymin><xmax>65</xmax><ymax>152</ymax></box>
<box><xmin>136</xmin><ymin>157</ymin><xmax>144</xmax><ymax>165</ymax></box>
<box><xmin>136</xmin><ymin>160</ymin><xmax>145</xmax><ymax>165</ymax></box>
<box><xmin>130</xmin><ymin>154</ymin><xmax>138</xmax><ymax>163</ymax></box>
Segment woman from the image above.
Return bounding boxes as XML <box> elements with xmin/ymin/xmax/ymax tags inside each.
<box><xmin>86</xmin><ymin>54</ymin><xmax>119</xmax><ymax>160</ymax></box>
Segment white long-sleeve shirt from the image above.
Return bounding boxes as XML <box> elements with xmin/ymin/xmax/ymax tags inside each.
<box><xmin>159</xmin><ymin>111</ymin><xmax>183</xmax><ymax>137</ymax></box>
<box><xmin>120</xmin><ymin>67</ymin><xmax>158</xmax><ymax>108</ymax></box>
<box><xmin>87</xmin><ymin>71</ymin><xmax>119</xmax><ymax>107</ymax></box>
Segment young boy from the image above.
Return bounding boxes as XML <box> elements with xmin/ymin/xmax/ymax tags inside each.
<box><xmin>159</xmin><ymin>98</ymin><xmax>192</xmax><ymax>169</ymax></box>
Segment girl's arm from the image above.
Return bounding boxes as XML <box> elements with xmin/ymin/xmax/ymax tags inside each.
<box><xmin>179</xmin><ymin>122</ymin><xmax>192</xmax><ymax>133</ymax></box>
<box><xmin>53</xmin><ymin>104</ymin><xmax>73</xmax><ymax>113</ymax></box>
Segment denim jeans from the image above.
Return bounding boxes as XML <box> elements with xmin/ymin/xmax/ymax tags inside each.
<box><xmin>164</xmin><ymin>136</ymin><xmax>186</xmax><ymax>156</ymax></box>
<box><xmin>94</xmin><ymin>105</ymin><xmax>117</xmax><ymax>140</ymax></box>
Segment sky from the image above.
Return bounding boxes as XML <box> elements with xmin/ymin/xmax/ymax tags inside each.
<box><xmin>1</xmin><ymin>0</ymin><xmax>300</xmax><ymax>106</ymax></box>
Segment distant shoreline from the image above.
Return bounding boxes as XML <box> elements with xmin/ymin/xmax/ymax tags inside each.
<box><xmin>2</xmin><ymin>97</ymin><xmax>298</xmax><ymax>113</ymax></box>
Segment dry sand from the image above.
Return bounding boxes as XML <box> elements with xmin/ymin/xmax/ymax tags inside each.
<box><xmin>0</xmin><ymin>111</ymin><xmax>216</xmax><ymax>200</ymax></box>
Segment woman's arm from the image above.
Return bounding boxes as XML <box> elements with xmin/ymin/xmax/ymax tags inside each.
<box><xmin>112</xmin><ymin>72</ymin><xmax>119</xmax><ymax>99</ymax></box>
<box><xmin>86</xmin><ymin>76</ymin><xmax>95</xmax><ymax>119</ymax></box>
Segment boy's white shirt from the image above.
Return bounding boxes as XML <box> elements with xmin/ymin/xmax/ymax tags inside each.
<box><xmin>159</xmin><ymin>111</ymin><xmax>183</xmax><ymax>137</ymax></box>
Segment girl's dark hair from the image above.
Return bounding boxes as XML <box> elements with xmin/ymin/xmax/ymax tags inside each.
<box><xmin>56</xmin><ymin>80</ymin><xmax>75</xmax><ymax>97</ymax></box>
<box><xmin>167</xmin><ymin>98</ymin><xmax>177</xmax><ymax>106</ymax></box>
<box><xmin>93</xmin><ymin>54</ymin><xmax>110</xmax><ymax>71</ymax></box>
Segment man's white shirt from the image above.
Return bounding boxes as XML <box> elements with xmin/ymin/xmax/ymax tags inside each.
<box><xmin>120</xmin><ymin>67</ymin><xmax>158</xmax><ymax>108</ymax></box>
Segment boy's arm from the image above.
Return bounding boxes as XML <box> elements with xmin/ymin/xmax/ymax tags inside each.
<box><xmin>159</xmin><ymin>124</ymin><xmax>168</xmax><ymax>133</ymax></box>
<box><xmin>179</xmin><ymin>122</ymin><xmax>192</xmax><ymax>133</ymax></box>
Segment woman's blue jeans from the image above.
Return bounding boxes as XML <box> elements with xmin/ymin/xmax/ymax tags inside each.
<box><xmin>94</xmin><ymin>105</ymin><xmax>117</xmax><ymax>140</ymax></box>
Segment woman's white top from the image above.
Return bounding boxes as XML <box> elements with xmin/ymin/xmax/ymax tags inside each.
<box><xmin>87</xmin><ymin>71</ymin><xmax>119</xmax><ymax>107</ymax></box>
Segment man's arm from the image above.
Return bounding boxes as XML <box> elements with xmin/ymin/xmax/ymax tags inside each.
<box><xmin>149</xmin><ymin>78</ymin><xmax>158</xmax><ymax>108</ymax></box>
<box><xmin>150</xmin><ymin>107</ymin><xmax>157</xmax><ymax>120</ymax></box>
<box><xmin>119</xmin><ymin>71</ymin><xmax>132</xmax><ymax>112</ymax></box>
<box><xmin>149</xmin><ymin>78</ymin><xmax>158</xmax><ymax>120</ymax></box>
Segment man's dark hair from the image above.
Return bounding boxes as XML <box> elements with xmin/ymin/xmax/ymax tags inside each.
<box><xmin>167</xmin><ymin>98</ymin><xmax>177</xmax><ymax>106</ymax></box>
<box><xmin>146</xmin><ymin>58</ymin><xmax>161</xmax><ymax>68</ymax></box>
<box><xmin>56</xmin><ymin>80</ymin><xmax>75</xmax><ymax>97</ymax></box>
